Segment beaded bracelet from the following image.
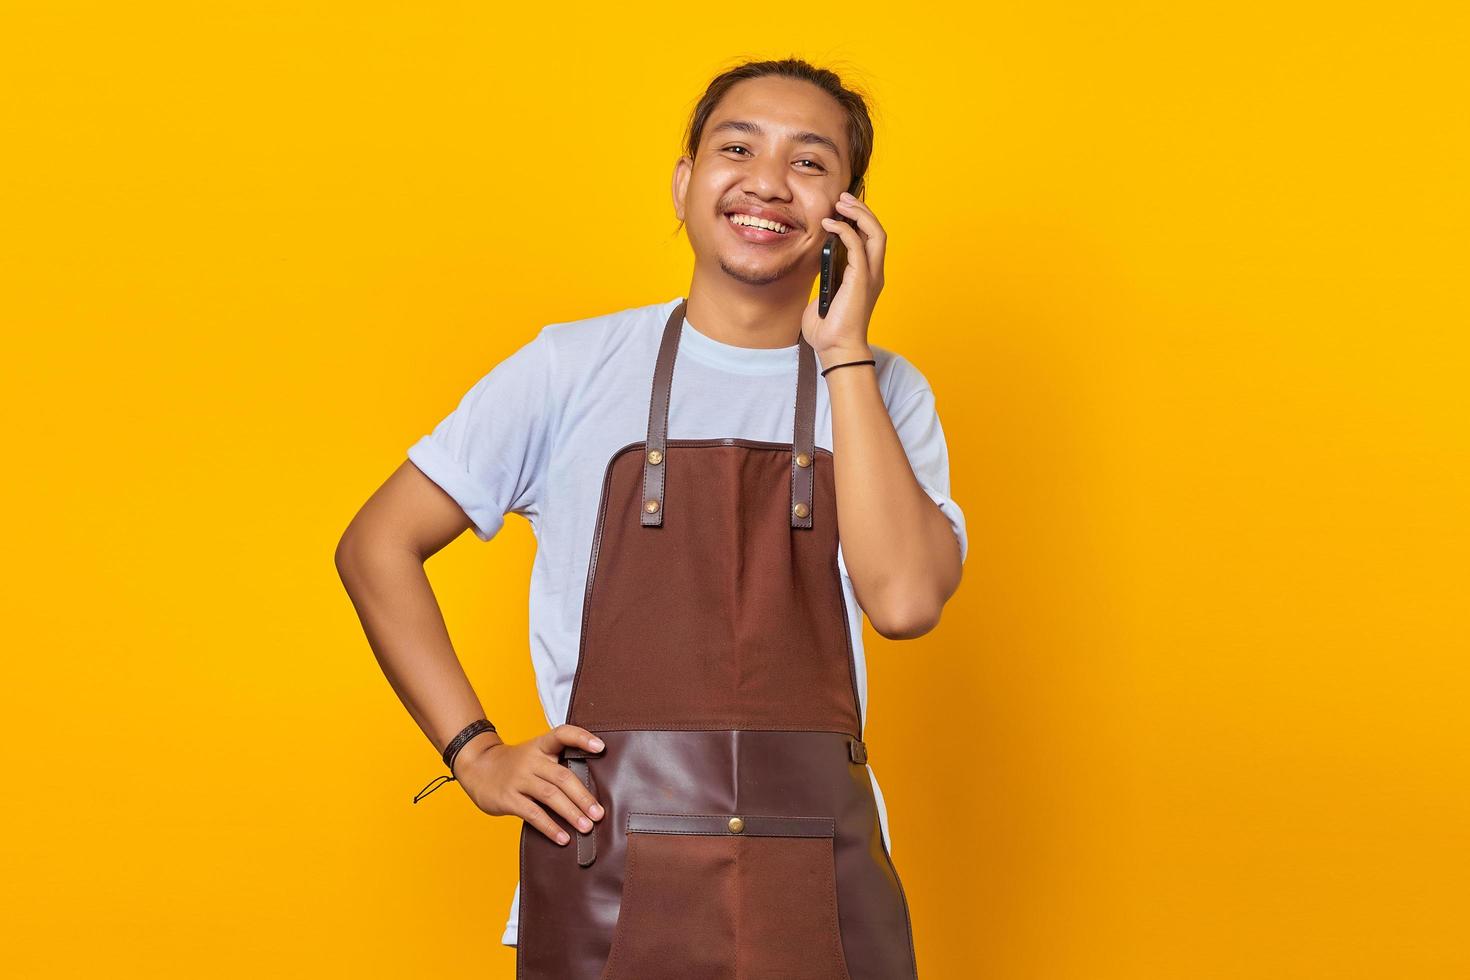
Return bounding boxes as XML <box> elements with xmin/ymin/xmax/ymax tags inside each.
<box><xmin>820</xmin><ymin>358</ymin><xmax>876</xmax><ymax>378</ymax></box>
<box><xmin>413</xmin><ymin>718</ymin><xmax>499</xmax><ymax>804</ymax></box>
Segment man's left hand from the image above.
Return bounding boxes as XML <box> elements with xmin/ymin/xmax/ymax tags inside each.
<box><xmin>802</xmin><ymin>191</ymin><xmax>887</xmax><ymax>367</ymax></box>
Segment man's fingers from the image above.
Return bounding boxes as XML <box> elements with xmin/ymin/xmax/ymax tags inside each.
<box><xmin>538</xmin><ymin>759</ymin><xmax>605</xmax><ymax>822</ymax></box>
<box><xmin>538</xmin><ymin>724</ymin><xmax>605</xmax><ymax>755</ymax></box>
<box><xmin>516</xmin><ymin>796</ymin><xmax>571</xmax><ymax>845</ymax></box>
<box><xmin>819</xmin><ymin>215</ymin><xmax>870</xmax><ymax>284</ymax></box>
<box><xmin>835</xmin><ymin>194</ymin><xmax>886</xmax><ymax>281</ymax></box>
<box><xmin>526</xmin><ymin>774</ymin><xmax>596</xmax><ymax>834</ymax></box>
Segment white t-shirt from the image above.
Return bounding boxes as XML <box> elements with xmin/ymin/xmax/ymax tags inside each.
<box><xmin>406</xmin><ymin>295</ymin><xmax>968</xmax><ymax>946</ymax></box>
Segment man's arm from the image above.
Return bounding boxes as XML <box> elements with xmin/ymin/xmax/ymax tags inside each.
<box><xmin>334</xmin><ymin>460</ymin><xmax>500</xmax><ymax>761</ymax></box>
<box><xmin>810</xmin><ymin>193</ymin><xmax>964</xmax><ymax>640</ymax></box>
<box><xmin>333</xmin><ymin>460</ymin><xmax>604</xmax><ymax>844</ymax></box>
<box><xmin>822</xmin><ymin>350</ymin><xmax>964</xmax><ymax>639</ymax></box>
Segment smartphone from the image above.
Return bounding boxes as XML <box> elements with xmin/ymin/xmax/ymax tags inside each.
<box><xmin>818</xmin><ymin>215</ymin><xmax>860</xmax><ymax>318</ymax></box>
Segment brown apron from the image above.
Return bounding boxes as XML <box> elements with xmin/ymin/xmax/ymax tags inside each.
<box><xmin>516</xmin><ymin>298</ymin><xmax>919</xmax><ymax>979</ymax></box>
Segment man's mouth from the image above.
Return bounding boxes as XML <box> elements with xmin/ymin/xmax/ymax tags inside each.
<box><xmin>724</xmin><ymin>211</ymin><xmax>795</xmax><ymax>243</ymax></box>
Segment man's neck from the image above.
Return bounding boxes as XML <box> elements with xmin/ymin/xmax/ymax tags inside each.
<box><xmin>684</xmin><ymin>266</ymin><xmax>810</xmax><ymax>350</ymax></box>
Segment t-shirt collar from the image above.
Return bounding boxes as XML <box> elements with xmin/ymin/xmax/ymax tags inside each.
<box><xmin>669</xmin><ymin>298</ymin><xmax>802</xmax><ymax>376</ymax></box>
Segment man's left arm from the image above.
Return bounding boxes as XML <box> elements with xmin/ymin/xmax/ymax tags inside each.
<box><xmin>822</xmin><ymin>355</ymin><xmax>963</xmax><ymax>638</ymax></box>
<box><xmin>807</xmin><ymin>191</ymin><xmax>963</xmax><ymax>639</ymax></box>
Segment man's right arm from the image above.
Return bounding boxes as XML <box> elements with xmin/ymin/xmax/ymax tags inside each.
<box><xmin>332</xmin><ymin>459</ymin><xmax>605</xmax><ymax>845</ymax></box>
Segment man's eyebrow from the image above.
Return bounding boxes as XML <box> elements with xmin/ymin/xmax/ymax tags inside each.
<box><xmin>708</xmin><ymin>119</ymin><xmax>842</xmax><ymax>159</ymax></box>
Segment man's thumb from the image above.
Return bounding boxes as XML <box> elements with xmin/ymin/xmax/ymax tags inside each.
<box><xmin>541</xmin><ymin>725</ymin><xmax>605</xmax><ymax>754</ymax></box>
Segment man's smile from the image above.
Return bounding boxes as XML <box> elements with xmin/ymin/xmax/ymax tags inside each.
<box><xmin>720</xmin><ymin>202</ymin><xmax>802</xmax><ymax>245</ymax></box>
<box><xmin>725</xmin><ymin>214</ymin><xmax>794</xmax><ymax>244</ymax></box>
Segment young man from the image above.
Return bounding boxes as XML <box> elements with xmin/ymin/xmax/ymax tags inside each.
<box><xmin>336</xmin><ymin>58</ymin><xmax>966</xmax><ymax>978</ymax></box>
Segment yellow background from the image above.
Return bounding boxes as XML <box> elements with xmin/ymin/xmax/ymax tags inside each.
<box><xmin>4</xmin><ymin>2</ymin><xmax>1467</xmax><ymax>977</ymax></box>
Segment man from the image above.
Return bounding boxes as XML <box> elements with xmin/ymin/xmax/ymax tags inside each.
<box><xmin>336</xmin><ymin>57</ymin><xmax>966</xmax><ymax>977</ymax></box>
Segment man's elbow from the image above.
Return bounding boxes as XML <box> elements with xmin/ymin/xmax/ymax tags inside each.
<box><xmin>335</xmin><ymin>518</ymin><xmax>389</xmax><ymax>589</ymax></box>
<box><xmin>334</xmin><ymin>525</ymin><xmax>365</xmax><ymax>586</ymax></box>
<box><xmin>867</xmin><ymin>591</ymin><xmax>946</xmax><ymax>640</ymax></box>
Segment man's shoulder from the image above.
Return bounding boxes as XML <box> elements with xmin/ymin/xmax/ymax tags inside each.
<box><xmin>525</xmin><ymin>297</ymin><xmax>678</xmax><ymax>397</ymax></box>
<box><xmin>538</xmin><ymin>295</ymin><xmax>679</xmax><ymax>351</ymax></box>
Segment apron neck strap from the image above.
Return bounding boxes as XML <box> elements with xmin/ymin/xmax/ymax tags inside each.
<box><xmin>640</xmin><ymin>297</ymin><xmax>818</xmax><ymax>529</ymax></box>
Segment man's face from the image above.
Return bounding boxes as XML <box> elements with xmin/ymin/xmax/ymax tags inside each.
<box><xmin>673</xmin><ymin>76</ymin><xmax>853</xmax><ymax>287</ymax></box>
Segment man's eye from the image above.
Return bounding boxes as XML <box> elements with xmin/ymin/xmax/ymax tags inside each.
<box><xmin>721</xmin><ymin>146</ymin><xmax>826</xmax><ymax>173</ymax></box>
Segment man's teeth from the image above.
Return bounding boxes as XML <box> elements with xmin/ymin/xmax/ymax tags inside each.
<box><xmin>727</xmin><ymin>213</ymin><xmax>790</xmax><ymax>234</ymax></box>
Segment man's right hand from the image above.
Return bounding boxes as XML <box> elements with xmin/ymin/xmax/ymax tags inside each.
<box><xmin>452</xmin><ymin>724</ymin><xmax>606</xmax><ymax>845</ymax></box>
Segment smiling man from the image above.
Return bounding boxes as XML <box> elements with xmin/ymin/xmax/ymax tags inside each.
<box><xmin>336</xmin><ymin>57</ymin><xmax>967</xmax><ymax>978</ymax></box>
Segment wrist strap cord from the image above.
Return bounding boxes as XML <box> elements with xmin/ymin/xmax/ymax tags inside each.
<box><xmin>820</xmin><ymin>358</ymin><xmax>876</xmax><ymax>378</ymax></box>
<box><xmin>413</xmin><ymin>718</ymin><xmax>498</xmax><ymax>804</ymax></box>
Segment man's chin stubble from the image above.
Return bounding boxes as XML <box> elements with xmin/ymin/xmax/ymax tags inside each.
<box><xmin>717</xmin><ymin>251</ymin><xmax>807</xmax><ymax>287</ymax></box>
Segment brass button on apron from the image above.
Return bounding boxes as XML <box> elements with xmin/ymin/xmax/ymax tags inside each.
<box><xmin>794</xmin><ymin>452</ymin><xmax>811</xmax><ymax>468</ymax></box>
<box><xmin>727</xmin><ymin>816</ymin><xmax>745</xmax><ymax>833</ymax></box>
<box><xmin>792</xmin><ymin>502</ymin><xmax>810</xmax><ymax>519</ymax></box>
<box><xmin>644</xmin><ymin>499</ymin><xmax>660</xmax><ymax>514</ymax></box>
<box><xmin>647</xmin><ymin>449</ymin><xmax>663</xmax><ymax>465</ymax></box>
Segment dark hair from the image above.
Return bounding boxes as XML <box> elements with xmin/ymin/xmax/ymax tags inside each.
<box><xmin>675</xmin><ymin>57</ymin><xmax>877</xmax><ymax>235</ymax></box>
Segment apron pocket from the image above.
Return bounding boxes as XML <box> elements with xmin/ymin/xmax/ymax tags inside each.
<box><xmin>600</xmin><ymin>812</ymin><xmax>853</xmax><ymax>980</ymax></box>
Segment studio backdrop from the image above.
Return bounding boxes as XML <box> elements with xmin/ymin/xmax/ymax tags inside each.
<box><xmin>3</xmin><ymin>3</ymin><xmax>1467</xmax><ymax>977</ymax></box>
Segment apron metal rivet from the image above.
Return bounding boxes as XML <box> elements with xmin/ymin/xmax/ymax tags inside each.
<box><xmin>792</xmin><ymin>502</ymin><xmax>810</xmax><ymax>519</ymax></box>
<box><xmin>727</xmin><ymin>816</ymin><xmax>745</xmax><ymax>833</ymax></box>
<box><xmin>644</xmin><ymin>499</ymin><xmax>660</xmax><ymax>514</ymax></box>
<box><xmin>794</xmin><ymin>452</ymin><xmax>811</xmax><ymax>468</ymax></box>
<box><xmin>647</xmin><ymin>449</ymin><xmax>663</xmax><ymax>465</ymax></box>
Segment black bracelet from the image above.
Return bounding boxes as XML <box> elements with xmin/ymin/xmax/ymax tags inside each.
<box><xmin>413</xmin><ymin>719</ymin><xmax>499</xmax><ymax>804</ymax></box>
<box><xmin>820</xmin><ymin>358</ymin><xmax>876</xmax><ymax>378</ymax></box>
<box><xmin>443</xmin><ymin>718</ymin><xmax>498</xmax><ymax>772</ymax></box>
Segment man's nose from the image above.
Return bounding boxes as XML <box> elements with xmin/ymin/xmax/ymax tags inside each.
<box><xmin>741</xmin><ymin>153</ymin><xmax>793</xmax><ymax>200</ymax></box>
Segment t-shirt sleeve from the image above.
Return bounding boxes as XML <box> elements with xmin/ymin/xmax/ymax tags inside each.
<box><xmin>405</xmin><ymin>325</ymin><xmax>557</xmax><ymax>541</ymax></box>
<box><xmin>888</xmin><ymin>381</ymin><xmax>969</xmax><ymax>565</ymax></box>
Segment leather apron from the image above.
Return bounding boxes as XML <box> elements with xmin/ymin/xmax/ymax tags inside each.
<box><xmin>516</xmin><ymin>298</ymin><xmax>919</xmax><ymax>979</ymax></box>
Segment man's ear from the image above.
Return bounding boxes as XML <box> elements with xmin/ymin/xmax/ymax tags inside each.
<box><xmin>672</xmin><ymin>154</ymin><xmax>692</xmax><ymax>221</ymax></box>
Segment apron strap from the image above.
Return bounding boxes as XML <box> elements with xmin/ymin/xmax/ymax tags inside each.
<box><xmin>641</xmin><ymin>297</ymin><xmax>818</xmax><ymax>529</ymax></box>
<box><xmin>561</xmin><ymin>746</ymin><xmax>602</xmax><ymax>868</ymax></box>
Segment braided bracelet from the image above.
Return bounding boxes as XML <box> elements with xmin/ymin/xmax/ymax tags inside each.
<box><xmin>820</xmin><ymin>358</ymin><xmax>876</xmax><ymax>378</ymax></box>
<box><xmin>413</xmin><ymin>718</ymin><xmax>499</xmax><ymax>804</ymax></box>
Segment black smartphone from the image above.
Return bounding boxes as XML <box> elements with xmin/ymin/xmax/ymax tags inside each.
<box><xmin>818</xmin><ymin>215</ymin><xmax>860</xmax><ymax>318</ymax></box>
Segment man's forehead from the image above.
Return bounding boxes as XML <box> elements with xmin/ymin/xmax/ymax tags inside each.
<box><xmin>707</xmin><ymin>78</ymin><xmax>845</xmax><ymax>153</ymax></box>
